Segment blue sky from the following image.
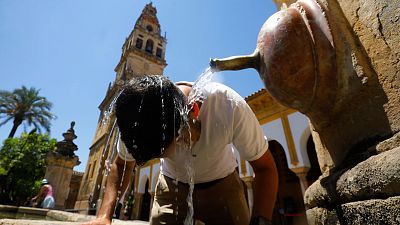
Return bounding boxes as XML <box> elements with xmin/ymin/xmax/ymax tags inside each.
<box><xmin>0</xmin><ymin>0</ymin><xmax>277</xmax><ymax>172</ymax></box>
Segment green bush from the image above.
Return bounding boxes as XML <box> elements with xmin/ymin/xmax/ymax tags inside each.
<box><xmin>0</xmin><ymin>133</ymin><xmax>56</xmax><ymax>205</ymax></box>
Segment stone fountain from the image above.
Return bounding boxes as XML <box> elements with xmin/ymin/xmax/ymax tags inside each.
<box><xmin>45</xmin><ymin>121</ymin><xmax>80</xmax><ymax>210</ymax></box>
<box><xmin>210</xmin><ymin>0</ymin><xmax>399</xmax><ymax>224</ymax></box>
<box><xmin>0</xmin><ymin>122</ymin><xmax>149</xmax><ymax>224</ymax></box>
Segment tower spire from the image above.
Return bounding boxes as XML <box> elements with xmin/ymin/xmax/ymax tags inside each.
<box><xmin>114</xmin><ymin>3</ymin><xmax>167</xmax><ymax>80</ymax></box>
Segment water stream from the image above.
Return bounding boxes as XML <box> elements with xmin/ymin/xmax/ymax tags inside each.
<box><xmin>182</xmin><ymin>67</ymin><xmax>217</xmax><ymax>225</ymax></box>
<box><xmin>183</xmin><ymin>156</ymin><xmax>195</xmax><ymax>225</ymax></box>
<box><xmin>188</xmin><ymin>67</ymin><xmax>214</xmax><ymax>106</ymax></box>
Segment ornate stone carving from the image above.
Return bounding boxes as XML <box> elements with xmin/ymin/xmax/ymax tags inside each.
<box><xmin>56</xmin><ymin>121</ymin><xmax>78</xmax><ymax>157</ymax></box>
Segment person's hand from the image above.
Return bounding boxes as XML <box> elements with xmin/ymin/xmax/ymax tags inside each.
<box><xmin>80</xmin><ymin>217</ymin><xmax>111</xmax><ymax>225</ymax></box>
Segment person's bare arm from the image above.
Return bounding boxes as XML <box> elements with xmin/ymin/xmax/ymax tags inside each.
<box><xmin>249</xmin><ymin>150</ymin><xmax>278</xmax><ymax>221</ymax></box>
<box><xmin>81</xmin><ymin>156</ymin><xmax>135</xmax><ymax>225</ymax></box>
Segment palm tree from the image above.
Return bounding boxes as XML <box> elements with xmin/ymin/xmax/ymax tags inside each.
<box><xmin>0</xmin><ymin>86</ymin><xmax>55</xmax><ymax>138</ymax></box>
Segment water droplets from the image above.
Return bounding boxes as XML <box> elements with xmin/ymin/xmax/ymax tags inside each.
<box><xmin>131</xmin><ymin>99</ymin><xmax>144</xmax><ymax>129</ymax></box>
<box><xmin>102</xmin><ymin>89</ymin><xmax>124</xmax><ymax>125</ymax></box>
<box><xmin>188</xmin><ymin>67</ymin><xmax>215</xmax><ymax>105</ymax></box>
<box><xmin>159</xmin><ymin>76</ymin><xmax>168</xmax><ymax>156</ymax></box>
<box><xmin>184</xmin><ymin>157</ymin><xmax>195</xmax><ymax>225</ymax></box>
<box><xmin>181</xmin><ymin>68</ymin><xmax>219</xmax><ymax>225</ymax></box>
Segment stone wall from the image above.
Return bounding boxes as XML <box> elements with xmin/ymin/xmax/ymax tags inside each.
<box><xmin>333</xmin><ymin>0</ymin><xmax>399</xmax><ymax>131</ymax></box>
<box><xmin>307</xmin><ymin>0</ymin><xmax>399</xmax><ymax>169</ymax></box>
<box><xmin>303</xmin><ymin>0</ymin><xmax>399</xmax><ymax>224</ymax></box>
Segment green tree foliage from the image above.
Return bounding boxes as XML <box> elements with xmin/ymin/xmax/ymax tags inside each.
<box><xmin>0</xmin><ymin>133</ymin><xmax>56</xmax><ymax>205</ymax></box>
<box><xmin>0</xmin><ymin>86</ymin><xmax>55</xmax><ymax>138</ymax></box>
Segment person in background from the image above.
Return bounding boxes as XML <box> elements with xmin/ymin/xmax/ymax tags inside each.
<box><xmin>41</xmin><ymin>184</ymin><xmax>55</xmax><ymax>209</ymax></box>
<box><xmin>82</xmin><ymin>75</ymin><xmax>278</xmax><ymax>225</ymax></box>
<box><xmin>31</xmin><ymin>179</ymin><xmax>55</xmax><ymax>209</ymax></box>
<box><xmin>30</xmin><ymin>179</ymin><xmax>49</xmax><ymax>207</ymax></box>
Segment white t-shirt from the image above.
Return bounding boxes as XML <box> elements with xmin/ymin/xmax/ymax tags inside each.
<box><xmin>118</xmin><ymin>82</ymin><xmax>268</xmax><ymax>183</ymax></box>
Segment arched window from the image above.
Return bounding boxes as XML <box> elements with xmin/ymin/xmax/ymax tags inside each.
<box><xmin>156</xmin><ymin>48</ymin><xmax>162</xmax><ymax>58</ymax></box>
<box><xmin>145</xmin><ymin>39</ymin><xmax>154</xmax><ymax>53</ymax></box>
<box><xmin>135</xmin><ymin>38</ymin><xmax>143</xmax><ymax>49</ymax></box>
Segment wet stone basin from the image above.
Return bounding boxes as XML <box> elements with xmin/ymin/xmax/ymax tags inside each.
<box><xmin>0</xmin><ymin>205</ymin><xmax>149</xmax><ymax>225</ymax></box>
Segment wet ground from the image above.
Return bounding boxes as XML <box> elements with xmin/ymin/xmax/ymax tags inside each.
<box><xmin>0</xmin><ymin>205</ymin><xmax>149</xmax><ymax>225</ymax></box>
<box><xmin>0</xmin><ymin>219</ymin><xmax>149</xmax><ymax>225</ymax></box>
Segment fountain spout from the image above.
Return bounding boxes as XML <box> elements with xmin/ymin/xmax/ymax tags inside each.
<box><xmin>209</xmin><ymin>0</ymin><xmax>353</xmax><ymax>167</ymax></box>
<box><xmin>209</xmin><ymin>51</ymin><xmax>260</xmax><ymax>72</ymax></box>
<box><xmin>210</xmin><ymin>0</ymin><xmax>337</xmax><ymax>130</ymax></box>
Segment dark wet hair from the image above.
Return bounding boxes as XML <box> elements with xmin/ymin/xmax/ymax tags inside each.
<box><xmin>115</xmin><ymin>75</ymin><xmax>186</xmax><ymax>165</ymax></box>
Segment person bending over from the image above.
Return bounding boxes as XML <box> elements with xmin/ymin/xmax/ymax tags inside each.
<box><xmin>82</xmin><ymin>75</ymin><xmax>278</xmax><ymax>225</ymax></box>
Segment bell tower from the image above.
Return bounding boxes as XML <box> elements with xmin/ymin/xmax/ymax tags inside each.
<box><xmin>115</xmin><ymin>2</ymin><xmax>167</xmax><ymax>80</ymax></box>
<box><xmin>74</xmin><ymin>3</ymin><xmax>167</xmax><ymax>214</ymax></box>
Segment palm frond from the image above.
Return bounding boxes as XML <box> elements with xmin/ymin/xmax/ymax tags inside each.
<box><xmin>0</xmin><ymin>86</ymin><xmax>55</xmax><ymax>134</ymax></box>
<box><xmin>0</xmin><ymin>116</ymin><xmax>13</xmax><ymax>126</ymax></box>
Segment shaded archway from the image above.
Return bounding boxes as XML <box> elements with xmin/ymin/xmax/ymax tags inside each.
<box><xmin>306</xmin><ymin>136</ymin><xmax>322</xmax><ymax>186</ymax></box>
<box><xmin>268</xmin><ymin>140</ymin><xmax>305</xmax><ymax>225</ymax></box>
<box><xmin>139</xmin><ymin>179</ymin><xmax>151</xmax><ymax>221</ymax></box>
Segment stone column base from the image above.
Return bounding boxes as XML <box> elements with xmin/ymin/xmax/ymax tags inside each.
<box><xmin>304</xmin><ymin>146</ymin><xmax>400</xmax><ymax>224</ymax></box>
<box><xmin>306</xmin><ymin>196</ymin><xmax>400</xmax><ymax>224</ymax></box>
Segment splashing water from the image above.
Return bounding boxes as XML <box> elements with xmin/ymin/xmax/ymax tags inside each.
<box><xmin>98</xmin><ymin>70</ymin><xmax>219</xmax><ymax>224</ymax></box>
<box><xmin>184</xmin><ymin>156</ymin><xmax>195</xmax><ymax>225</ymax></box>
<box><xmin>96</xmin><ymin>84</ymin><xmax>137</xmax><ymax>201</ymax></box>
<box><xmin>101</xmin><ymin>120</ymin><xmax>118</xmax><ymax>176</ymax></box>
<box><xmin>159</xmin><ymin>76</ymin><xmax>167</xmax><ymax>155</ymax></box>
<box><xmin>178</xmin><ymin>67</ymin><xmax>217</xmax><ymax>225</ymax></box>
<box><xmin>188</xmin><ymin>67</ymin><xmax>215</xmax><ymax>105</ymax></box>
<box><xmin>178</xmin><ymin>67</ymin><xmax>217</xmax><ymax>151</ymax></box>
<box><xmin>102</xmin><ymin>89</ymin><xmax>124</xmax><ymax>125</ymax></box>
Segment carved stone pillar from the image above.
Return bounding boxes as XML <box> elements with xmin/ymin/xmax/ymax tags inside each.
<box><xmin>46</xmin><ymin>152</ymin><xmax>80</xmax><ymax>209</ymax></box>
<box><xmin>45</xmin><ymin>121</ymin><xmax>80</xmax><ymax>210</ymax></box>
<box><xmin>150</xmin><ymin>192</ymin><xmax>155</xmax><ymax>212</ymax></box>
